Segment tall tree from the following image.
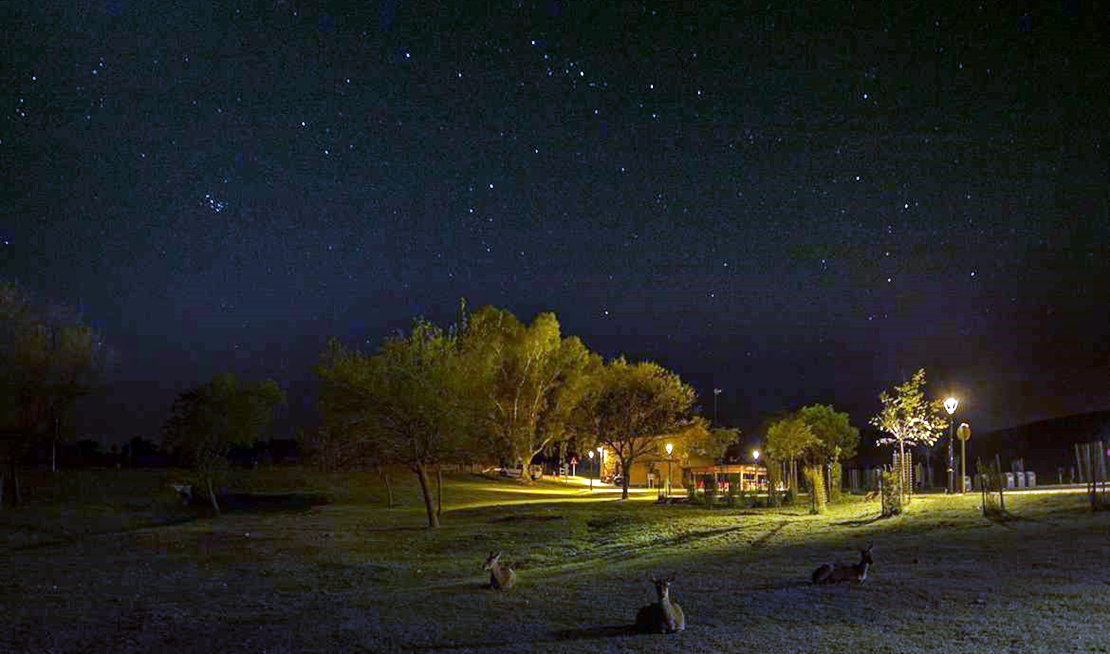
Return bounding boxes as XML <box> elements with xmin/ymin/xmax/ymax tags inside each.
<box><xmin>798</xmin><ymin>404</ymin><xmax>860</xmax><ymax>503</ymax></box>
<box><xmin>0</xmin><ymin>280</ymin><xmax>111</xmax><ymax>505</ymax></box>
<box><xmin>461</xmin><ymin>306</ymin><xmax>598</xmax><ymax>481</ymax></box>
<box><xmin>570</xmin><ymin>358</ymin><xmax>699</xmax><ymax>500</ymax></box>
<box><xmin>162</xmin><ymin>372</ymin><xmax>285</xmax><ymax>514</ymax></box>
<box><xmin>689</xmin><ymin>426</ymin><xmax>741</xmax><ymax>462</ymax></box>
<box><xmin>763</xmin><ymin>415</ymin><xmax>815</xmax><ymax>506</ymax></box>
<box><xmin>315</xmin><ymin>319</ymin><xmax>473</xmax><ymax>528</ymax></box>
<box><xmin>870</xmin><ymin>368</ymin><xmax>948</xmax><ymax>501</ymax></box>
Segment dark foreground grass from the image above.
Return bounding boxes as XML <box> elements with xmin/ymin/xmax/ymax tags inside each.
<box><xmin>1</xmin><ymin>469</ymin><xmax>1108</xmax><ymax>653</ymax></box>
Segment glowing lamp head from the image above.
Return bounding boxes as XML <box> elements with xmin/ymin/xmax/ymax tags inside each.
<box><xmin>587</xmin><ymin>450</ymin><xmax>594</xmax><ymax>460</ymax></box>
<box><xmin>944</xmin><ymin>397</ymin><xmax>959</xmax><ymax>415</ymax></box>
<box><xmin>752</xmin><ymin>449</ymin><xmax>761</xmax><ymax>462</ymax></box>
<box><xmin>665</xmin><ymin>443</ymin><xmax>673</xmax><ymax>455</ymax></box>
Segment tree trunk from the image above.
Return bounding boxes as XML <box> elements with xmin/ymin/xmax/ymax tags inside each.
<box><xmin>765</xmin><ymin>460</ymin><xmax>780</xmax><ymax>506</ymax></box>
<box><xmin>413</xmin><ymin>463</ymin><xmax>439</xmax><ymax>528</ymax></box>
<box><xmin>380</xmin><ymin>466</ymin><xmax>394</xmax><ymax>508</ymax></box>
<box><xmin>517</xmin><ymin>458</ymin><xmax>536</xmax><ymax>484</ymax></box>
<box><xmin>525</xmin><ymin>441</ymin><xmax>554</xmax><ymax>484</ymax></box>
<box><xmin>995</xmin><ymin>453</ymin><xmax>1005</xmax><ymax>514</ymax></box>
<box><xmin>10</xmin><ymin>457</ymin><xmax>20</xmax><ymax>507</ymax></box>
<box><xmin>207</xmin><ymin>478</ymin><xmax>221</xmax><ymax>516</ymax></box>
<box><xmin>436</xmin><ymin>467</ymin><xmax>443</xmax><ymax>518</ymax></box>
<box><xmin>620</xmin><ymin>458</ymin><xmax>630</xmax><ymax>500</ymax></box>
<box><xmin>805</xmin><ymin>464</ymin><xmax>826</xmax><ymax>514</ymax></box>
<box><xmin>898</xmin><ymin>441</ymin><xmax>907</xmax><ymax>505</ymax></box>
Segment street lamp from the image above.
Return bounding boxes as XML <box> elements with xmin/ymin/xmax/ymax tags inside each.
<box><xmin>944</xmin><ymin>397</ymin><xmax>958</xmax><ymax>494</ymax></box>
<box><xmin>665</xmin><ymin>442</ymin><xmax>674</xmax><ymax>498</ymax></box>
<box><xmin>751</xmin><ymin>449</ymin><xmax>761</xmax><ymax>494</ymax></box>
<box><xmin>958</xmin><ymin>422</ymin><xmax>971</xmax><ymax>494</ymax></box>
<box><xmin>713</xmin><ymin>388</ymin><xmax>722</xmax><ymax>425</ymax></box>
<box><xmin>588</xmin><ymin>450</ymin><xmax>595</xmax><ymax>491</ymax></box>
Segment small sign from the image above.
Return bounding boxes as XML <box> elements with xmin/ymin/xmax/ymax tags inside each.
<box><xmin>957</xmin><ymin>422</ymin><xmax>971</xmax><ymax>441</ymax></box>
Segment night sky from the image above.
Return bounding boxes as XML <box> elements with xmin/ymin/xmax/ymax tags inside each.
<box><xmin>4</xmin><ymin>1</ymin><xmax>1109</xmax><ymax>444</ymax></box>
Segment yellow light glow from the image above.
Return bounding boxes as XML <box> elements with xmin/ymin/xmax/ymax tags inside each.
<box><xmin>665</xmin><ymin>442</ymin><xmax>673</xmax><ymax>455</ymax></box>
<box><xmin>944</xmin><ymin>397</ymin><xmax>959</xmax><ymax>415</ymax></box>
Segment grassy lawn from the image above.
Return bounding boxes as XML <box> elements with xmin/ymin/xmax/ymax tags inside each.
<box><xmin>1</xmin><ymin>469</ymin><xmax>1107</xmax><ymax>653</ymax></box>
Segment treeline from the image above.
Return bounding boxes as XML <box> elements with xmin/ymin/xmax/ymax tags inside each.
<box><xmin>312</xmin><ymin>301</ymin><xmax>707</xmax><ymax>527</ymax></box>
<box><xmin>5</xmin><ymin>278</ymin><xmax>964</xmax><ymax>521</ymax></box>
<box><xmin>3</xmin><ymin>282</ymin><xmax>712</xmax><ymax>524</ymax></box>
<box><xmin>16</xmin><ymin>435</ymin><xmax>302</xmax><ymax>471</ymax></box>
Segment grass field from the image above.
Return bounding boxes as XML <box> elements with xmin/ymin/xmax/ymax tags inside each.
<box><xmin>1</xmin><ymin>469</ymin><xmax>1108</xmax><ymax>653</ymax></box>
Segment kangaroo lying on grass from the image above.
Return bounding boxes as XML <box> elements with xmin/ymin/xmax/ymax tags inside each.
<box><xmin>484</xmin><ymin>551</ymin><xmax>516</xmax><ymax>590</ymax></box>
<box><xmin>635</xmin><ymin>577</ymin><xmax>686</xmax><ymax>634</ymax></box>
<box><xmin>811</xmin><ymin>544</ymin><xmax>873</xmax><ymax>585</ymax></box>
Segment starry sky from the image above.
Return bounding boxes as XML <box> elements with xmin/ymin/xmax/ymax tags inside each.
<box><xmin>4</xmin><ymin>0</ymin><xmax>1109</xmax><ymax>444</ymax></box>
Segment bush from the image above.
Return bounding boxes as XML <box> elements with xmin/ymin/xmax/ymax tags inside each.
<box><xmin>704</xmin><ymin>476</ymin><xmax>718</xmax><ymax>507</ymax></box>
<box><xmin>804</xmin><ymin>465</ymin><xmax>826</xmax><ymax>514</ymax></box>
<box><xmin>880</xmin><ymin>470</ymin><xmax>903</xmax><ymax>517</ymax></box>
<box><xmin>977</xmin><ymin>459</ymin><xmax>1008</xmax><ymax>517</ymax></box>
<box><xmin>829</xmin><ymin>464</ymin><xmax>843</xmax><ymax>502</ymax></box>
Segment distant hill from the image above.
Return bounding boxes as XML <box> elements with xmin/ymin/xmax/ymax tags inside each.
<box><xmin>850</xmin><ymin>411</ymin><xmax>1110</xmax><ymax>483</ymax></box>
<box><xmin>974</xmin><ymin>410</ymin><xmax>1110</xmax><ymax>479</ymax></box>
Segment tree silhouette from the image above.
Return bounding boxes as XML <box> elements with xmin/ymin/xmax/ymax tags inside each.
<box><xmin>162</xmin><ymin>372</ymin><xmax>285</xmax><ymax>514</ymax></box>
<box><xmin>1</xmin><ymin>280</ymin><xmax>111</xmax><ymax>506</ymax></box>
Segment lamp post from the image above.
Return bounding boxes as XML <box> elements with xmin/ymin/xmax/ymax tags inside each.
<box><xmin>713</xmin><ymin>388</ymin><xmax>722</xmax><ymax>425</ymax></box>
<box><xmin>588</xmin><ymin>450</ymin><xmax>594</xmax><ymax>491</ymax></box>
<box><xmin>958</xmin><ymin>422</ymin><xmax>971</xmax><ymax>494</ymax></box>
<box><xmin>752</xmin><ymin>449</ymin><xmax>761</xmax><ymax>493</ymax></box>
<box><xmin>665</xmin><ymin>442</ymin><xmax>674</xmax><ymax>498</ymax></box>
<box><xmin>944</xmin><ymin>397</ymin><xmax>958</xmax><ymax>494</ymax></box>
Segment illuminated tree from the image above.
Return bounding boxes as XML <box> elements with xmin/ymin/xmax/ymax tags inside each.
<box><xmin>798</xmin><ymin>404</ymin><xmax>860</xmax><ymax>502</ymax></box>
<box><xmin>315</xmin><ymin>320</ymin><xmax>475</xmax><ymax>528</ymax></box>
<box><xmin>763</xmin><ymin>415</ymin><xmax>815</xmax><ymax>506</ymax></box>
<box><xmin>689</xmin><ymin>426</ymin><xmax>741</xmax><ymax>462</ymax></box>
<box><xmin>461</xmin><ymin>306</ymin><xmax>599</xmax><ymax>481</ymax></box>
<box><xmin>870</xmin><ymin>368</ymin><xmax>948</xmax><ymax>501</ymax></box>
<box><xmin>569</xmin><ymin>358</ymin><xmax>699</xmax><ymax>500</ymax></box>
